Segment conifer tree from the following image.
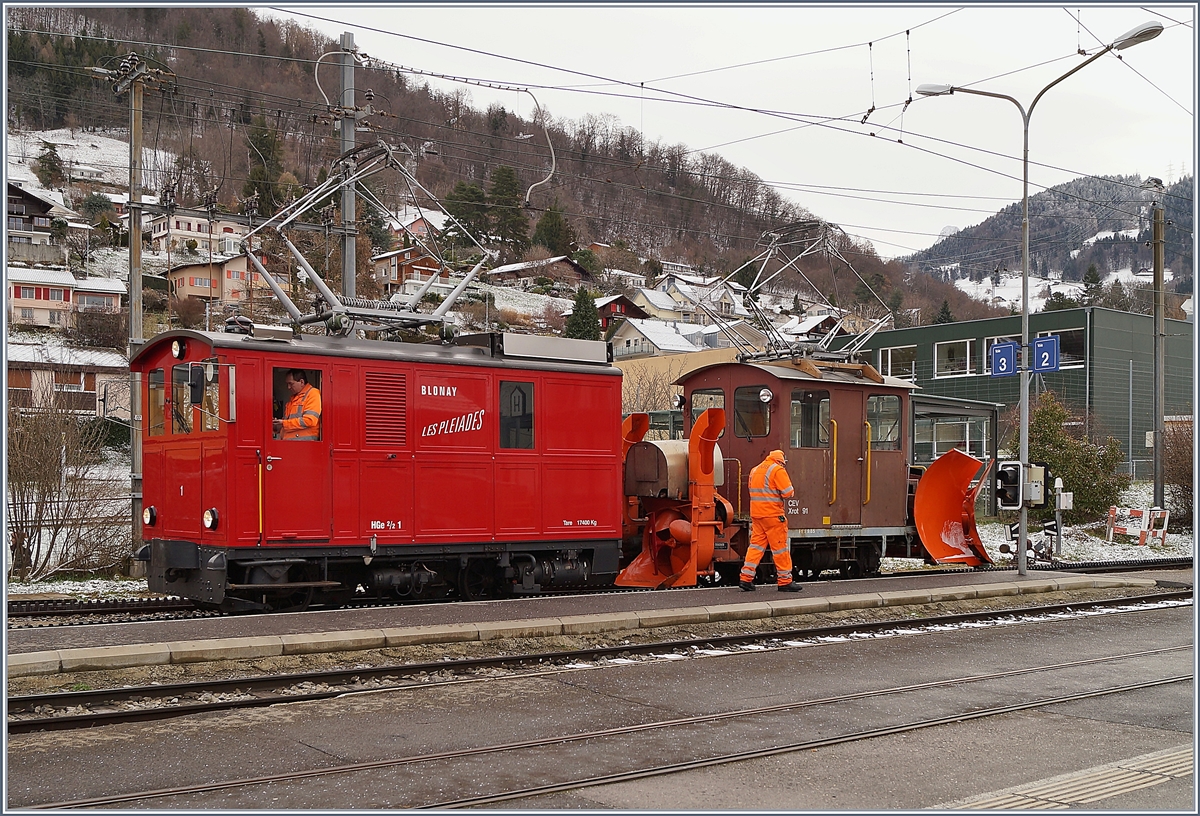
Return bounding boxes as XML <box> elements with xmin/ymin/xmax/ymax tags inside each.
<box><xmin>934</xmin><ymin>299</ymin><xmax>954</xmax><ymax>324</ymax></box>
<box><xmin>564</xmin><ymin>286</ymin><xmax>601</xmax><ymax>340</ymax></box>
<box><xmin>532</xmin><ymin>203</ymin><xmax>575</xmax><ymax>256</ymax></box>
<box><xmin>487</xmin><ymin>166</ymin><xmax>529</xmax><ymax>254</ymax></box>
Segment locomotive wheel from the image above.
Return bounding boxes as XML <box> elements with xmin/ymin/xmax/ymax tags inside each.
<box><xmin>262</xmin><ymin>564</ymin><xmax>318</xmax><ymax>613</ymax></box>
<box><xmin>459</xmin><ymin>559</ymin><xmax>502</xmax><ymax>601</ymax></box>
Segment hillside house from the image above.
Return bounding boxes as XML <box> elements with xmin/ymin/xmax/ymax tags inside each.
<box><xmin>610</xmin><ymin>317</ymin><xmax>702</xmax><ymax>359</ymax></box>
<box><xmin>146</xmin><ymin>212</ymin><xmax>246</xmax><ymax>254</ymax></box>
<box><xmin>6</xmin><ymin>183</ymin><xmax>79</xmax><ymax>265</ymax></box>
<box><xmin>165</xmin><ymin>254</ymin><xmax>264</xmax><ymax>306</ymax></box>
<box><xmin>491</xmin><ymin>256</ymin><xmax>592</xmax><ymax>286</ymax></box>
<box><xmin>7</xmin><ymin>334</ymin><xmax>129</xmax><ymax>419</ymax></box>
<box><xmin>387</xmin><ymin>206</ymin><xmax>447</xmax><ymax>245</ymax></box>
<box><xmin>372</xmin><ymin>246</ymin><xmax>443</xmax><ymax>295</ymax></box>
<box><xmin>579</xmin><ymin>294</ymin><xmax>649</xmax><ymax>331</ymax></box>
<box><xmin>7</xmin><ymin>267</ymin><xmax>126</xmax><ymax>329</ymax></box>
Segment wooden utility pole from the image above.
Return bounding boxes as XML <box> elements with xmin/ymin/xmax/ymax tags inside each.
<box><xmin>93</xmin><ymin>53</ymin><xmax>173</xmax><ymax>557</ymax></box>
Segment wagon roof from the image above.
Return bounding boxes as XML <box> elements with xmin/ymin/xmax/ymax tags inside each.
<box><xmin>676</xmin><ymin>359</ymin><xmax>919</xmax><ymax>390</ymax></box>
<box><xmin>130</xmin><ymin>329</ymin><xmax>621</xmax><ymax>376</ymax></box>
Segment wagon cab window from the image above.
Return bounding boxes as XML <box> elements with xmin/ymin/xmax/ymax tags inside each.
<box><xmin>500</xmin><ymin>381</ymin><xmax>534</xmax><ymax>449</ymax></box>
<box><xmin>791</xmin><ymin>389</ymin><xmax>830</xmax><ymax>448</ymax></box>
<box><xmin>733</xmin><ymin>386</ymin><xmax>770</xmax><ymax>438</ymax></box>
<box><xmin>201</xmin><ymin>364</ymin><xmax>220</xmax><ymax>432</ymax></box>
<box><xmin>171</xmin><ymin>365</ymin><xmax>194</xmax><ymax>434</ymax></box>
<box><xmin>866</xmin><ymin>394</ymin><xmax>901</xmax><ymax>450</ymax></box>
<box><xmin>690</xmin><ymin>388</ymin><xmax>724</xmax><ymax>426</ymax></box>
<box><xmin>147</xmin><ymin>368</ymin><xmax>165</xmax><ymax>437</ymax></box>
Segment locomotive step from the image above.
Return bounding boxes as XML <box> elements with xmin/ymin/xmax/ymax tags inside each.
<box><xmin>226</xmin><ymin>581</ymin><xmax>343</xmax><ymax>590</ymax></box>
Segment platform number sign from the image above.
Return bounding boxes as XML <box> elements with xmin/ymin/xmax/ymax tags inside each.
<box><xmin>1032</xmin><ymin>335</ymin><xmax>1060</xmax><ymax>373</ymax></box>
<box><xmin>990</xmin><ymin>342</ymin><xmax>1018</xmax><ymax>378</ymax></box>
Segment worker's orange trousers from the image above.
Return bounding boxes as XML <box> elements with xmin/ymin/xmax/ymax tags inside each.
<box><xmin>740</xmin><ymin>516</ymin><xmax>794</xmax><ymax>586</ymax></box>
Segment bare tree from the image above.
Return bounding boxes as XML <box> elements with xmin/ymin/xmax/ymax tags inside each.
<box><xmin>7</xmin><ymin>399</ymin><xmax>131</xmax><ymax>581</ymax></box>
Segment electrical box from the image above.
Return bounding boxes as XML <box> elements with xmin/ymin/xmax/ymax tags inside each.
<box><xmin>1026</xmin><ymin>463</ymin><xmax>1047</xmax><ymax>508</ymax></box>
<box><xmin>1056</xmin><ymin>491</ymin><xmax>1074</xmax><ymax>511</ymax></box>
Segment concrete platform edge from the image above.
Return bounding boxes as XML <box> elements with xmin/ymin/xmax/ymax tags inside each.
<box><xmin>6</xmin><ymin>579</ymin><xmax>1162</xmax><ymax>676</ymax></box>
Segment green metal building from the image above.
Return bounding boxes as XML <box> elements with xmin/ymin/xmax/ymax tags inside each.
<box><xmin>835</xmin><ymin>307</ymin><xmax>1193</xmax><ymax>478</ymax></box>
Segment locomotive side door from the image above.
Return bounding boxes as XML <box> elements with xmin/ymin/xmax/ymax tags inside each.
<box><xmin>262</xmin><ymin>365</ymin><xmax>330</xmax><ymax>541</ymax></box>
<box><xmin>828</xmin><ymin>387</ymin><xmax>864</xmax><ymax>526</ymax></box>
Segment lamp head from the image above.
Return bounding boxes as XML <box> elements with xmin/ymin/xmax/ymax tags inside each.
<box><xmin>916</xmin><ymin>84</ymin><xmax>953</xmax><ymax>97</ymax></box>
<box><xmin>1112</xmin><ymin>20</ymin><xmax>1163</xmax><ymax>50</ymax></box>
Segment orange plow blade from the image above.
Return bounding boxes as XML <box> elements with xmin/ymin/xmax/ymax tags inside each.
<box><xmin>913</xmin><ymin>449</ymin><xmax>994</xmax><ymax>566</ymax></box>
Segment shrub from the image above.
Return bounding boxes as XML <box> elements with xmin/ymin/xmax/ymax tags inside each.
<box><xmin>1163</xmin><ymin>422</ymin><xmax>1193</xmax><ymax>528</ymax></box>
<box><xmin>1023</xmin><ymin>391</ymin><xmax>1129</xmax><ymax>524</ymax></box>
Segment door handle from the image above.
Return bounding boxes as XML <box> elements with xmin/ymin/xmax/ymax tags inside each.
<box><xmin>266</xmin><ymin>455</ymin><xmax>283</xmax><ymax>463</ymax></box>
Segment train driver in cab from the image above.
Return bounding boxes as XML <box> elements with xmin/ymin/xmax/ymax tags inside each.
<box><xmin>274</xmin><ymin>369</ymin><xmax>321</xmax><ymax>441</ymax></box>
<box><xmin>740</xmin><ymin>449</ymin><xmax>803</xmax><ymax>592</ymax></box>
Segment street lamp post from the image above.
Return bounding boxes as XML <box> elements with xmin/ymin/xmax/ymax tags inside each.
<box><xmin>917</xmin><ymin>20</ymin><xmax>1163</xmax><ymax>576</ymax></box>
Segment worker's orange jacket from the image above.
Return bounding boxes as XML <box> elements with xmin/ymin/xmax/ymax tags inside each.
<box><xmin>281</xmin><ymin>384</ymin><xmax>321</xmax><ymax>440</ymax></box>
<box><xmin>748</xmin><ymin>449</ymin><xmax>795</xmax><ymax>519</ymax></box>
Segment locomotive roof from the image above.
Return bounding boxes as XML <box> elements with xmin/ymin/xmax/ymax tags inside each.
<box><xmin>131</xmin><ymin>329</ymin><xmax>621</xmax><ymax>377</ymax></box>
<box><xmin>677</xmin><ymin>359</ymin><xmax>919</xmax><ymax>390</ymax></box>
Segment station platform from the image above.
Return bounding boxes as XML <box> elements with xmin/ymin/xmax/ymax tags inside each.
<box><xmin>7</xmin><ymin>568</ymin><xmax>1183</xmax><ymax>678</ymax></box>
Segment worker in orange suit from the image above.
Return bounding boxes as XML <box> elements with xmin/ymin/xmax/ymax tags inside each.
<box><xmin>740</xmin><ymin>449</ymin><xmax>802</xmax><ymax>592</ymax></box>
<box><xmin>274</xmin><ymin>369</ymin><xmax>321</xmax><ymax>441</ymax></box>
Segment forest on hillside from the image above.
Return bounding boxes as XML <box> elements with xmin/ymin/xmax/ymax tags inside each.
<box><xmin>7</xmin><ymin>6</ymin><xmax>1008</xmax><ymax>323</ymax></box>
<box><xmin>903</xmin><ymin>174</ymin><xmax>1194</xmax><ymax>297</ymax></box>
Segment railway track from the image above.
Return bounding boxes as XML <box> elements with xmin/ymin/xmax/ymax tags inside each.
<box><xmin>7</xmin><ymin>556</ymin><xmax>1191</xmax><ymax>625</ymax></box>
<box><xmin>22</xmin><ymin>646</ymin><xmax>1192</xmax><ymax>809</ymax></box>
<box><xmin>8</xmin><ymin>590</ymin><xmax>1192</xmax><ymax>735</ymax></box>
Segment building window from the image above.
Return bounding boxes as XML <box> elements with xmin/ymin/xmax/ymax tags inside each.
<box><xmin>48</xmin><ymin>288</ymin><xmax>64</xmax><ymax>301</ymax></box>
<box><xmin>880</xmin><ymin>346</ymin><xmax>917</xmax><ymax>380</ymax></box>
<box><xmin>20</xmin><ymin>308</ymin><xmax>33</xmax><ymax>319</ymax></box>
<box><xmin>983</xmin><ymin>336</ymin><xmax>1019</xmax><ymax>373</ymax></box>
<box><xmin>934</xmin><ymin>340</ymin><xmax>973</xmax><ymax>377</ymax></box>
<box><xmin>1037</xmin><ymin>328</ymin><xmax>1085</xmax><ymax>368</ymax></box>
<box><xmin>791</xmin><ymin>389</ymin><xmax>830</xmax><ymax>448</ymax></box>
<box><xmin>19</xmin><ymin>286</ymin><xmax>35</xmax><ymax>299</ymax></box>
<box><xmin>48</xmin><ymin>310</ymin><xmax>62</xmax><ymax>325</ymax></box>
<box><xmin>32</xmin><ymin>216</ymin><xmax>52</xmax><ymax>227</ymax></box>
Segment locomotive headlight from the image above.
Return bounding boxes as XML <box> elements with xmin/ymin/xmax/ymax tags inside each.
<box><xmin>143</xmin><ymin>506</ymin><xmax>157</xmax><ymax>526</ymax></box>
<box><xmin>171</xmin><ymin>339</ymin><xmax>187</xmax><ymax>359</ymax></box>
<box><xmin>202</xmin><ymin>508</ymin><xmax>219</xmax><ymax>530</ymax></box>
<box><xmin>758</xmin><ymin>388</ymin><xmax>774</xmax><ymax>404</ymax></box>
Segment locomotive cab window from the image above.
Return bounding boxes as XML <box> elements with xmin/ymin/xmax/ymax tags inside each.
<box><xmin>866</xmin><ymin>394</ymin><xmax>901</xmax><ymax>450</ymax></box>
<box><xmin>500</xmin><ymin>381</ymin><xmax>534</xmax><ymax>449</ymax></box>
<box><xmin>196</xmin><ymin>362</ymin><xmax>221</xmax><ymax>432</ymax></box>
<box><xmin>171</xmin><ymin>365</ymin><xmax>194</xmax><ymax>434</ymax></box>
<box><xmin>690</xmin><ymin>388</ymin><xmax>724</xmax><ymax>426</ymax></box>
<box><xmin>791</xmin><ymin>389</ymin><xmax>830</xmax><ymax>448</ymax></box>
<box><xmin>147</xmin><ymin>368</ymin><xmax>165</xmax><ymax>437</ymax></box>
<box><xmin>733</xmin><ymin>386</ymin><xmax>770</xmax><ymax>438</ymax></box>
<box><xmin>272</xmin><ymin>368</ymin><xmax>323</xmax><ymax>441</ymax></box>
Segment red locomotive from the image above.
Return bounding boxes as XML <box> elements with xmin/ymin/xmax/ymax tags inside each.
<box><xmin>133</xmin><ymin>326</ymin><xmax>990</xmax><ymax>612</ymax></box>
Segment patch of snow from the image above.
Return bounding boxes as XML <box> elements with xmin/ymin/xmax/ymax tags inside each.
<box><xmin>7</xmin><ymin>128</ymin><xmax>175</xmax><ymax>197</ymax></box>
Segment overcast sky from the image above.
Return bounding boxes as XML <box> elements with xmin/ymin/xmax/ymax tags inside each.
<box><xmin>264</xmin><ymin>4</ymin><xmax>1195</xmax><ymax>260</ymax></box>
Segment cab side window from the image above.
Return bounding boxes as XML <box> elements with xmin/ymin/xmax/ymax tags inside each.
<box><xmin>690</xmin><ymin>388</ymin><xmax>724</xmax><ymax>426</ymax></box>
<box><xmin>273</xmin><ymin>368</ymin><xmax>323</xmax><ymax>441</ymax></box>
<box><xmin>791</xmin><ymin>389</ymin><xmax>830</xmax><ymax>448</ymax></box>
<box><xmin>171</xmin><ymin>365</ymin><xmax>194</xmax><ymax>434</ymax></box>
<box><xmin>733</xmin><ymin>386</ymin><xmax>771</xmax><ymax>438</ymax></box>
<box><xmin>866</xmin><ymin>394</ymin><xmax>901</xmax><ymax>451</ymax></box>
<box><xmin>147</xmin><ymin>368</ymin><xmax>165</xmax><ymax>437</ymax></box>
<box><xmin>499</xmin><ymin>381</ymin><xmax>534</xmax><ymax>450</ymax></box>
